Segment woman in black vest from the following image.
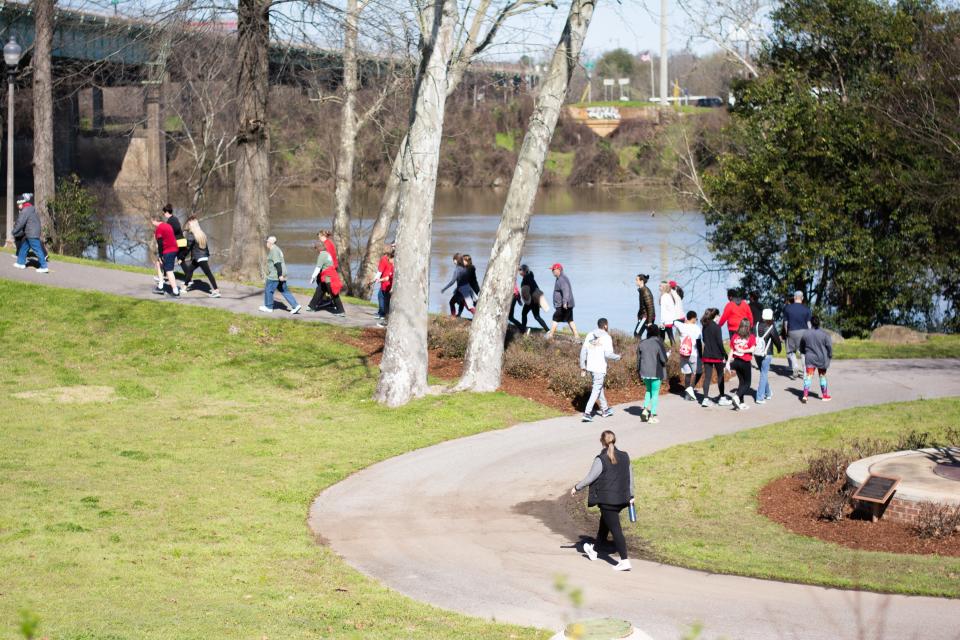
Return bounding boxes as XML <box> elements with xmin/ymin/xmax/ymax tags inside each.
<box><xmin>571</xmin><ymin>430</ymin><xmax>635</xmax><ymax>571</ymax></box>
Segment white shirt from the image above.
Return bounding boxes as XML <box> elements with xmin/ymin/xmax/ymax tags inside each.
<box><xmin>660</xmin><ymin>291</ymin><xmax>684</xmax><ymax>325</ymax></box>
<box><xmin>673</xmin><ymin>321</ymin><xmax>702</xmax><ymax>362</ymax></box>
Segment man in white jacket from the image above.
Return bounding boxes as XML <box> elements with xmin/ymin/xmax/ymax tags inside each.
<box><xmin>580</xmin><ymin>318</ymin><xmax>622</xmax><ymax>422</ymax></box>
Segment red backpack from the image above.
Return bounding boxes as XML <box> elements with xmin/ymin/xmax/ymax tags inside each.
<box><xmin>679</xmin><ymin>332</ymin><xmax>694</xmax><ymax>357</ymax></box>
<box><xmin>321</xmin><ymin>266</ymin><xmax>343</xmax><ymax>296</ymax></box>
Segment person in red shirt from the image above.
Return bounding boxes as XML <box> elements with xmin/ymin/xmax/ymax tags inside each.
<box><xmin>726</xmin><ymin>318</ymin><xmax>756</xmax><ymax>411</ymax></box>
<box><xmin>718</xmin><ymin>288</ymin><xmax>754</xmax><ymax>336</ymax></box>
<box><xmin>375</xmin><ymin>251</ymin><xmax>394</xmax><ymax>328</ymax></box>
<box><xmin>371</xmin><ymin>245</ymin><xmax>393</xmax><ymax>320</ymax></box>
<box><xmin>151</xmin><ymin>215</ymin><xmax>180</xmax><ymax>297</ymax></box>
<box><xmin>318</xmin><ymin>229</ymin><xmax>338</xmax><ymax>270</ymax></box>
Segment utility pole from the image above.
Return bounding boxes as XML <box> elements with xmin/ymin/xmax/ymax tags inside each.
<box><xmin>659</xmin><ymin>0</ymin><xmax>668</xmax><ymax>108</ymax></box>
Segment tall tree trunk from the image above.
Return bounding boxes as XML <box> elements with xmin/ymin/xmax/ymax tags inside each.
<box><xmin>224</xmin><ymin>0</ymin><xmax>271</xmax><ymax>281</ymax></box>
<box><xmin>456</xmin><ymin>0</ymin><xmax>597</xmax><ymax>392</ymax></box>
<box><xmin>331</xmin><ymin>0</ymin><xmax>361</xmax><ymax>288</ymax></box>
<box><xmin>373</xmin><ymin>0</ymin><xmax>459</xmax><ymax>407</ymax></box>
<box><xmin>32</xmin><ymin>0</ymin><xmax>55</xmax><ymax>236</ymax></box>
<box><xmin>354</xmin><ymin>147</ymin><xmax>402</xmax><ymax>298</ymax></box>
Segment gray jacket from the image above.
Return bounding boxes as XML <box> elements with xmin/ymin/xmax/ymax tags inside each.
<box><xmin>12</xmin><ymin>204</ymin><xmax>41</xmax><ymax>239</ymax></box>
<box><xmin>553</xmin><ymin>273</ymin><xmax>574</xmax><ymax>308</ymax></box>
<box><xmin>637</xmin><ymin>336</ymin><xmax>667</xmax><ymax>379</ymax></box>
<box><xmin>800</xmin><ymin>328</ymin><xmax>833</xmax><ymax>369</ymax></box>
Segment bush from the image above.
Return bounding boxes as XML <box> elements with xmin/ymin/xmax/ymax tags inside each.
<box><xmin>47</xmin><ymin>174</ymin><xmax>103</xmax><ymax>256</ymax></box>
<box><xmin>503</xmin><ymin>348</ymin><xmax>548</xmax><ymax>379</ymax></box>
<box><xmin>817</xmin><ymin>487</ymin><xmax>853</xmax><ymax>521</ymax></box>
<box><xmin>914</xmin><ymin>502</ymin><xmax>960</xmax><ymax>539</ymax></box>
<box><xmin>427</xmin><ymin>316</ymin><xmax>470</xmax><ymax>359</ymax></box>
<box><xmin>547</xmin><ymin>362</ymin><xmax>591</xmax><ymax>402</ymax></box>
<box><xmin>805</xmin><ymin>448</ymin><xmax>852</xmax><ymax>493</ymax></box>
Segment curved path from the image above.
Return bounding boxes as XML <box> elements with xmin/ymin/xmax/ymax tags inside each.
<box><xmin>310</xmin><ymin>359</ymin><xmax>960</xmax><ymax>640</ymax></box>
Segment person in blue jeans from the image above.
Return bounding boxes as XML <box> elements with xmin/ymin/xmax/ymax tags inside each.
<box><xmin>754</xmin><ymin>308</ymin><xmax>782</xmax><ymax>404</ymax></box>
<box><xmin>259</xmin><ymin>236</ymin><xmax>302</xmax><ymax>314</ymax></box>
<box><xmin>12</xmin><ymin>194</ymin><xmax>48</xmax><ymax>273</ymax></box>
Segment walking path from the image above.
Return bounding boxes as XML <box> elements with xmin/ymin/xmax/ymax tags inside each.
<box><xmin>309</xmin><ymin>359</ymin><xmax>960</xmax><ymax>640</ymax></box>
<box><xmin>0</xmin><ymin>257</ymin><xmax>382</xmax><ymax>328</ymax></box>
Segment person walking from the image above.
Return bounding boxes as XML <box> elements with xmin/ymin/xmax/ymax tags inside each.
<box><xmin>308</xmin><ymin>242</ymin><xmax>345</xmax><ymax>316</ymax></box>
<box><xmin>783</xmin><ymin>290</ymin><xmax>812</xmax><ymax>379</ymax></box>
<box><xmin>440</xmin><ymin>254</ymin><xmax>466</xmax><ymax>316</ymax></box>
<box><xmin>12</xmin><ymin>194</ymin><xmax>48</xmax><ymax>273</ymax></box>
<box><xmin>547</xmin><ymin>263</ymin><xmax>578</xmax><ymax>339</ymax></box>
<box><xmin>182</xmin><ymin>216</ymin><xmax>221</xmax><ymax>298</ymax></box>
<box><xmin>718</xmin><ymin>289</ymin><xmax>754</xmax><ymax>338</ymax></box>
<box><xmin>634</xmin><ymin>274</ymin><xmax>656</xmax><ymax>337</ymax></box>
<box><xmin>674</xmin><ymin>310</ymin><xmax>702</xmax><ymax>402</ymax></box>
<box><xmin>571</xmin><ymin>430</ymin><xmax>635</xmax><ymax>572</ymax></box>
<box><xmin>519</xmin><ymin>265</ymin><xmax>549</xmax><ymax>332</ymax></box>
<box><xmin>700</xmin><ymin>308</ymin><xmax>729</xmax><ymax>407</ymax></box>
<box><xmin>580</xmin><ymin>318</ymin><xmax>622</xmax><ymax>422</ymax></box>
<box><xmin>372</xmin><ymin>247</ymin><xmax>393</xmax><ymax>320</ymax></box>
<box><xmin>455</xmin><ymin>254</ymin><xmax>481</xmax><ymax>315</ymax></box>
<box><xmin>259</xmin><ymin>236</ymin><xmax>301</xmax><ymax>314</ymax></box>
<box><xmin>318</xmin><ymin>229</ymin><xmax>338</xmax><ymax>270</ymax></box>
<box><xmin>748</xmin><ymin>292</ymin><xmax>763</xmax><ymax>331</ymax></box>
<box><xmin>637</xmin><ymin>324</ymin><xmax>668</xmax><ymax>423</ymax></box>
<box><xmin>726</xmin><ymin>318</ymin><xmax>756</xmax><ymax>411</ymax></box>
<box><xmin>800</xmin><ymin>315</ymin><xmax>833</xmax><ymax>403</ymax></box>
<box><xmin>659</xmin><ymin>281</ymin><xmax>684</xmax><ymax>346</ymax></box>
<box><xmin>151</xmin><ymin>214</ymin><xmax>180</xmax><ymax>297</ymax></box>
<box><xmin>375</xmin><ymin>251</ymin><xmax>394</xmax><ymax>328</ymax></box>
<box><xmin>162</xmin><ymin>204</ymin><xmax>189</xmax><ymax>268</ymax></box>
<box><xmin>754</xmin><ymin>308</ymin><xmax>782</xmax><ymax>404</ymax></box>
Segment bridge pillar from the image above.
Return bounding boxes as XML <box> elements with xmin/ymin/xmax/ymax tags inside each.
<box><xmin>143</xmin><ymin>82</ymin><xmax>167</xmax><ymax>200</ymax></box>
<box><xmin>52</xmin><ymin>92</ymin><xmax>79</xmax><ymax>178</ymax></box>
<box><xmin>91</xmin><ymin>86</ymin><xmax>104</xmax><ymax>129</ymax></box>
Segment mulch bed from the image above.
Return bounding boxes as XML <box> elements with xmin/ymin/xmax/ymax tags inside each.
<box><xmin>758</xmin><ymin>473</ymin><xmax>960</xmax><ymax>557</ymax></box>
<box><xmin>349</xmin><ymin>328</ymin><xmax>644</xmax><ymax>413</ymax></box>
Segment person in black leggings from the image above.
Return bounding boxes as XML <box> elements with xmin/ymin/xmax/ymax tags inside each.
<box><xmin>727</xmin><ymin>318</ymin><xmax>756</xmax><ymax>411</ymax></box>
<box><xmin>571</xmin><ymin>429</ymin><xmax>635</xmax><ymax>572</ymax></box>
<box><xmin>699</xmin><ymin>307</ymin><xmax>729</xmax><ymax>407</ymax></box>
<box><xmin>518</xmin><ymin>265</ymin><xmax>549</xmax><ymax>332</ymax></box>
<box><xmin>182</xmin><ymin>216</ymin><xmax>221</xmax><ymax>298</ymax></box>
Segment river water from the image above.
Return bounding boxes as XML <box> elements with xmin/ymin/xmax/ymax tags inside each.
<box><xmin>106</xmin><ymin>186</ymin><xmax>734</xmax><ymax>333</ymax></box>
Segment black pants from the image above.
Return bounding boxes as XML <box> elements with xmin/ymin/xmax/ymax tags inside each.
<box><xmin>521</xmin><ymin>304</ymin><xmax>548</xmax><ymax>331</ymax></box>
<box><xmin>663</xmin><ymin>325</ymin><xmax>675</xmax><ymax>346</ymax></box>
<box><xmin>701</xmin><ymin>361</ymin><xmax>725</xmax><ymax>399</ymax></box>
<box><xmin>731</xmin><ymin>357</ymin><xmax>752</xmax><ymax>402</ymax></box>
<box><xmin>382</xmin><ymin>290</ymin><xmax>392</xmax><ymax>316</ymax></box>
<box><xmin>449</xmin><ymin>292</ymin><xmax>465</xmax><ymax>316</ymax></box>
<box><xmin>183</xmin><ymin>259</ymin><xmax>218</xmax><ymax>290</ymax></box>
<box><xmin>508</xmin><ymin>296</ymin><xmax>522</xmax><ymax>327</ymax></box>
<box><xmin>309</xmin><ymin>282</ymin><xmax>344</xmax><ymax>314</ymax></box>
<box><xmin>596</xmin><ymin>503</ymin><xmax>629</xmax><ymax>560</ymax></box>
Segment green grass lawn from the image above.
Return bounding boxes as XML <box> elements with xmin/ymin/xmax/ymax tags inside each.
<box><xmin>0</xmin><ymin>280</ymin><xmax>554</xmax><ymax>639</ymax></box>
<box><xmin>833</xmin><ymin>335</ymin><xmax>960</xmax><ymax>359</ymax></box>
<box><xmin>628</xmin><ymin>398</ymin><xmax>960</xmax><ymax>597</ymax></box>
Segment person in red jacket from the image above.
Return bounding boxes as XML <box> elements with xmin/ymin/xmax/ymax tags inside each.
<box><xmin>375</xmin><ymin>251</ymin><xmax>394</xmax><ymax>328</ymax></box>
<box><xmin>718</xmin><ymin>288</ymin><xmax>753</xmax><ymax>336</ymax></box>
<box><xmin>318</xmin><ymin>229</ymin><xmax>338</xmax><ymax>270</ymax></box>
<box><xmin>151</xmin><ymin>215</ymin><xmax>180</xmax><ymax>297</ymax></box>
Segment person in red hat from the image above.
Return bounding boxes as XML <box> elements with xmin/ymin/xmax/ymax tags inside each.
<box><xmin>547</xmin><ymin>263</ymin><xmax>578</xmax><ymax>339</ymax></box>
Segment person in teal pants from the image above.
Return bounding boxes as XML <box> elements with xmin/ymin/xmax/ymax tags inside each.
<box><xmin>636</xmin><ymin>324</ymin><xmax>668</xmax><ymax>423</ymax></box>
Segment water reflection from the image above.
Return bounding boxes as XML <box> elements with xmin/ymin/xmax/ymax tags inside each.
<box><xmin>101</xmin><ymin>186</ymin><xmax>734</xmax><ymax>332</ymax></box>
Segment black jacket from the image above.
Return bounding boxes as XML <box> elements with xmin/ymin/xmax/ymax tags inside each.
<box><xmin>458</xmin><ymin>265</ymin><xmax>480</xmax><ymax>294</ymax></box>
<box><xmin>186</xmin><ymin>232</ymin><xmax>210</xmax><ymax>262</ymax></box>
<box><xmin>754</xmin><ymin>320</ymin><xmax>782</xmax><ymax>356</ymax></box>
<box><xmin>638</xmin><ymin>285</ymin><xmax>656</xmax><ymax>322</ymax></box>
<box><xmin>588</xmin><ymin>448</ymin><xmax>632</xmax><ymax>507</ymax></box>
<box><xmin>701</xmin><ymin>321</ymin><xmax>727</xmax><ymax>361</ymax></box>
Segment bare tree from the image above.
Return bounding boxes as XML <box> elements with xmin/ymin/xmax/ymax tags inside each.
<box><xmin>32</xmin><ymin>0</ymin><xmax>55</xmax><ymax>235</ymax></box>
<box><xmin>224</xmin><ymin>0</ymin><xmax>271</xmax><ymax>280</ymax></box>
<box><xmin>677</xmin><ymin>0</ymin><xmax>768</xmax><ymax>77</ymax></box>
<box><xmin>455</xmin><ymin>0</ymin><xmax>597</xmax><ymax>392</ymax></box>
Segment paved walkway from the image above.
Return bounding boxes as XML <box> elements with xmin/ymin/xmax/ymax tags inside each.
<box><xmin>309</xmin><ymin>359</ymin><xmax>960</xmax><ymax>640</ymax></box>
<box><xmin>0</xmin><ymin>257</ymin><xmax>382</xmax><ymax>328</ymax></box>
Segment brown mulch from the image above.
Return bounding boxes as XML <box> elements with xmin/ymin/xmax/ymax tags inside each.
<box><xmin>758</xmin><ymin>473</ymin><xmax>960</xmax><ymax>557</ymax></box>
<box><xmin>348</xmin><ymin>328</ymin><xmax>644</xmax><ymax>413</ymax></box>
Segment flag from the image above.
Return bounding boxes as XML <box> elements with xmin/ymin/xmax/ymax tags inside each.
<box><xmin>639</xmin><ymin>51</ymin><xmax>651</xmax><ymax>62</ymax></box>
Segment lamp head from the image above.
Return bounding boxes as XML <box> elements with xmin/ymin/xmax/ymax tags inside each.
<box><xmin>4</xmin><ymin>36</ymin><xmax>22</xmax><ymax>68</ymax></box>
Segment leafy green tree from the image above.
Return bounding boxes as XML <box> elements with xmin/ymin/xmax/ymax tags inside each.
<box><xmin>597</xmin><ymin>47</ymin><xmax>634</xmax><ymax>81</ymax></box>
<box><xmin>702</xmin><ymin>0</ymin><xmax>947</xmax><ymax>334</ymax></box>
<box><xmin>48</xmin><ymin>175</ymin><xmax>103</xmax><ymax>257</ymax></box>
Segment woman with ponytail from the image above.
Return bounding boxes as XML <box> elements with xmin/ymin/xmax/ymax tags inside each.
<box><xmin>571</xmin><ymin>430</ymin><xmax>635</xmax><ymax>572</ymax></box>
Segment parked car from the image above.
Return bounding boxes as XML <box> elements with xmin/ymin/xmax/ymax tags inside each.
<box><xmin>696</xmin><ymin>97</ymin><xmax>725</xmax><ymax>108</ymax></box>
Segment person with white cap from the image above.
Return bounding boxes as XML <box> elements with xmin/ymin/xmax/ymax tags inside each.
<box><xmin>12</xmin><ymin>193</ymin><xmax>48</xmax><ymax>273</ymax></box>
<box><xmin>754</xmin><ymin>308</ymin><xmax>782</xmax><ymax>404</ymax></box>
<box><xmin>782</xmin><ymin>290</ymin><xmax>811</xmax><ymax>379</ymax></box>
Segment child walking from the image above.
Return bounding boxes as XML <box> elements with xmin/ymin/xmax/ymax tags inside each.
<box><xmin>800</xmin><ymin>315</ymin><xmax>833</xmax><ymax>403</ymax></box>
<box><xmin>673</xmin><ymin>310</ymin><xmax>702</xmax><ymax>402</ymax></box>
<box><xmin>699</xmin><ymin>308</ymin><xmax>728</xmax><ymax>407</ymax></box>
<box><xmin>727</xmin><ymin>318</ymin><xmax>756</xmax><ymax>411</ymax></box>
<box><xmin>637</xmin><ymin>324</ymin><xmax>667</xmax><ymax>423</ymax></box>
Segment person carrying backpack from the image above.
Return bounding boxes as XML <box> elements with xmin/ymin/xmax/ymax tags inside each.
<box><xmin>673</xmin><ymin>310</ymin><xmax>702</xmax><ymax>402</ymax></box>
<box><xmin>753</xmin><ymin>308</ymin><xmax>782</xmax><ymax>404</ymax></box>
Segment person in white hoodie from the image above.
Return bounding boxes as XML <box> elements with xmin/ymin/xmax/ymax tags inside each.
<box><xmin>659</xmin><ymin>280</ymin><xmax>684</xmax><ymax>346</ymax></box>
<box><xmin>580</xmin><ymin>318</ymin><xmax>622</xmax><ymax>422</ymax></box>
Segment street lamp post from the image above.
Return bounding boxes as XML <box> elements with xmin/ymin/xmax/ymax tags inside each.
<box><xmin>3</xmin><ymin>36</ymin><xmax>21</xmax><ymax>247</ymax></box>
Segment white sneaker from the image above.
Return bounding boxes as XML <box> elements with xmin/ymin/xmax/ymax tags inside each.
<box><xmin>684</xmin><ymin>387</ymin><xmax>697</xmax><ymax>401</ymax></box>
<box><xmin>258</xmin><ymin>306</ymin><xmax>273</xmax><ymax>313</ymax></box>
<box><xmin>13</xmin><ymin>263</ymin><xmax>25</xmax><ymax>269</ymax></box>
<box><xmin>717</xmin><ymin>396</ymin><xmax>733</xmax><ymax>406</ymax></box>
<box><xmin>700</xmin><ymin>398</ymin><xmax>712</xmax><ymax>408</ymax></box>
<box><xmin>36</xmin><ymin>268</ymin><xmax>49</xmax><ymax>273</ymax></box>
<box><xmin>583</xmin><ymin>542</ymin><xmax>597</xmax><ymax>561</ymax></box>
<box><xmin>612</xmin><ymin>559</ymin><xmax>632</xmax><ymax>571</ymax></box>
<box><xmin>731</xmin><ymin>396</ymin><xmax>741</xmax><ymax>410</ymax></box>
<box><xmin>290</xmin><ymin>305</ymin><xmax>302</xmax><ymax>314</ymax></box>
